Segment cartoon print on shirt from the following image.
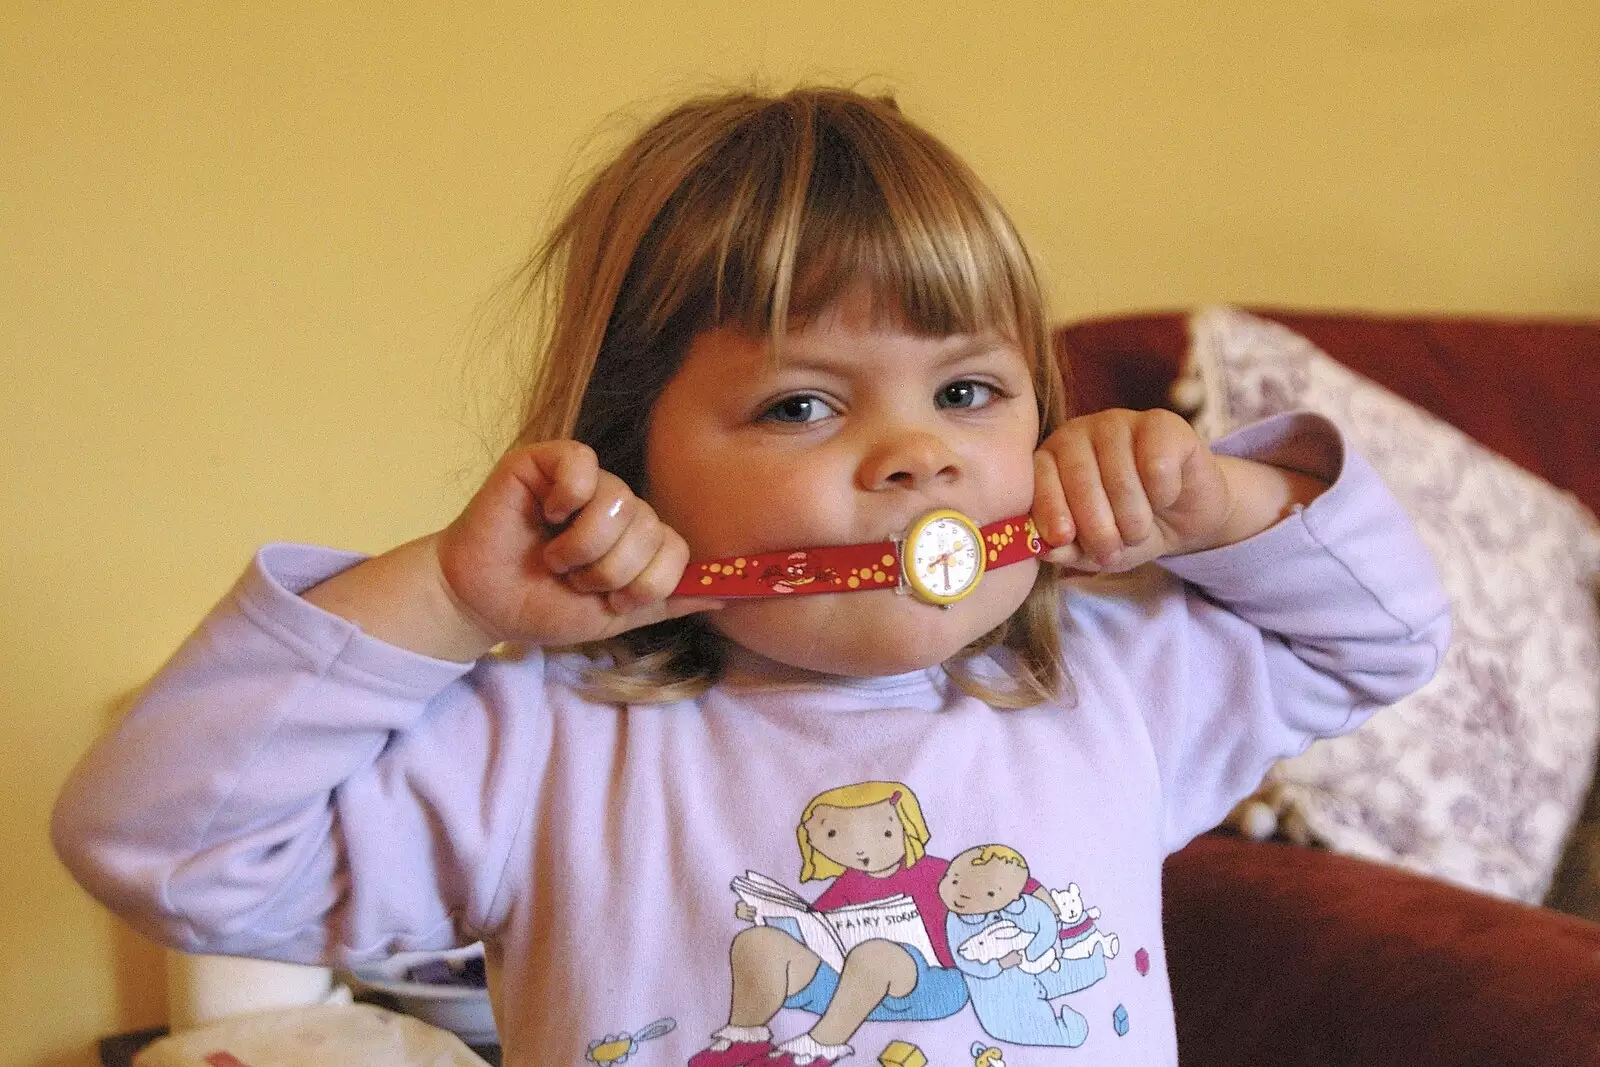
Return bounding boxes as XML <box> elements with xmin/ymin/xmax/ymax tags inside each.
<box><xmin>941</xmin><ymin>845</ymin><xmax>1108</xmax><ymax>1047</ymax></box>
<box><xmin>691</xmin><ymin>782</ymin><xmax>1120</xmax><ymax>1066</ymax></box>
<box><xmin>1050</xmin><ymin>883</ymin><xmax>1120</xmax><ymax>961</ymax></box>
<box><xmin>876</xmin><ymin>1039</ymin><xmax>928</xmax><ymax>1067</ymax></box>
<box><xmin>971</xmin><ymin>1041</ymin><xmax>1007</xmax><ymax>1067</ymax></box>
<box><xmin>693</xmin><ymin>782</ymin><xmax>970</xmax><ymax>1067</ymax></box>
<box><xmin>586</xmin><ymin>1018</ymin><xmax>676</xmax><ymax>1065</ymax></box>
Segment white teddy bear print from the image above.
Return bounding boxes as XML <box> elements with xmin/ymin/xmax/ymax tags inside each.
<box><xmin>1050</xmin><ymin>883</ymin><xmax>1119</xmax><ymax>961</ymax></box>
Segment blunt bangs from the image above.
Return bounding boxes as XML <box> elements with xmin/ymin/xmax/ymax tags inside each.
<box><xmin>628</xmin><ymin>91</ymin><xmax>1051</xmax><ymax>385</ymax></box>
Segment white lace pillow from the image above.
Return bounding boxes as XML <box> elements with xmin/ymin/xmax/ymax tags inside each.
<box><xmin>1183</xmin><ymin>305</ymin><xmax>1600</xmax><ymax>903</ymax></box>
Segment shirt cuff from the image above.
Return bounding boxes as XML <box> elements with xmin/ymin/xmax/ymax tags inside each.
<box><xmin>1157</xmin><ymin>411</ymin><xmax>1436</xmax><ymax>631</ymax></box>
<box><xmin>231</xmin><ymin>542</ymin><xmax>476</xmax><ymax>699</ymax></box>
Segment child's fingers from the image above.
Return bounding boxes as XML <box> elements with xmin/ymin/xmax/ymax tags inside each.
<box><xmin>620</xmin><ymin>594</ymin><xmax>726</xmax><ymax>628</ymax></box>
<box><xmin>541</xmin><ymin>470</ymin><xmax>639</xmax><ymax>576</ymax></box>
<box><xmin>605</xmin><ymin>529</ymin><xmax>721</xmax><ymax>620</ymax></box>
<box><xmin>1088</xmin><ymin>416</ymin><xmax>1157</xmax><ymax>551</ymax></box>
<box><xmin>561</xmin><ymin>503</ymin><xmax>666</xmax><ymax>595</ymax></box>
<box><xmin>1047</xmin><ymin>428</ymin><xmax>1123</xmax><ymax>566</ymax></box>
<box><xmin>1131</xmin><ymin>408</ymin><xmax>1194</xmax><ymax>513</ymax></box>
<box><xmin>1034</xmin><ymin>451</ymin><xmax>1086</xmax><ymax>568</ymax></box>
<box><xmin>443</xmin><ymin>442</ymin><xmax>592</xmax><ymax>571</ymax></box>
<box><xmin>1031</xmin><ymin>450</ymin><xmax>1074</xmax><ymax>548</ymax></box>
<box><xmin>465</xmin><ymin>442</ymin><xmax>600</xmax><ymax>553</ymax></box>
<box><xmin>492</xmin><ymin>441</ymin><xmax>597</xmax><ymax>525</ymax></box>
<box><xmin>540</xmin><ymin>442</ymin><xmax>606</xmax><ymax>526</ymax></box>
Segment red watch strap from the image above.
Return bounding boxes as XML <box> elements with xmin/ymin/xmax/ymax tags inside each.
<box><xmin>983</xmin><ymin>515</ymin><xmax>1046</xmax><ymax>570</ymax></box>
<box><xmin>673</xmin><ymin>513</ymin><xmax>1043</xmax><ymax>599</ymax></box>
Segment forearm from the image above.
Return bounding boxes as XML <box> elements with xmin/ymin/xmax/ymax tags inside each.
<box><xmin>1162</xmin><ymin>413</ymin><xmax>1451</xmax><ymax>706</ymax></box>
<box><xmin>302</xmin><ymin>534</ymin><xmax>499</xmax><ymax>663</ymax></box>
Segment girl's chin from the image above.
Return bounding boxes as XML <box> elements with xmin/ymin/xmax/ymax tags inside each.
<box><xmin>719</xmin><ymin>628</ymin><xmax>956</xmax><ymax>678</ymax></box>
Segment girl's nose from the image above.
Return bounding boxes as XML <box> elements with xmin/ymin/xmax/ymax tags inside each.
<box><xmin>857</xmin><ymin>429</ymin><xmax>961</xmax><ymax>491</ymax></box>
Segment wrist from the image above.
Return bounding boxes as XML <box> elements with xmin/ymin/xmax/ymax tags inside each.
<box><xmin>302</xmin><ymin>536</ymin><xmax>501</xmax><ymax>663</ymax></box>
<box><xmin>1193</xmin><ymin>456</ymin><xmax>1328</xmax><ymax>553</ymax></box>
<box><xmin>418</xmin><ymin>534</ymin><xmax>506</xmax><ymax>662</ymax></box>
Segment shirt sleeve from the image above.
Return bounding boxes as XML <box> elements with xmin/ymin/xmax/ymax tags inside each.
<box><xmin>51</xmin><ymin>543</ymin><xmax>553</xmax><ymax>967</ymax></box>
<box><xmin>1069</xmin><ymin>412</ymin><xmax>1451</xmax><ymax>854</ymax></box>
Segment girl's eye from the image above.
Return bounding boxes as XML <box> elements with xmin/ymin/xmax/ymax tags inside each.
<box><xmin>936</xmin><ymin>380</ymin><xmax>998</xmax><ymax>410</ymax></box>
<box><xmin>760</xmin><ymin>394</ymin><xmax>835</xmax><ymax>424</ymax></box>
<box><xmin>826</xmin><ymin>829</ymin><xmax>837</xmax><ymax>838</ymax></box>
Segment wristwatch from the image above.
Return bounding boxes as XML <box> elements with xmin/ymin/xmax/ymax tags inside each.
<box><xmin>673</xmin><ymin>509</ymin><xmax>1045</xmax><ymax>607</ymax></box>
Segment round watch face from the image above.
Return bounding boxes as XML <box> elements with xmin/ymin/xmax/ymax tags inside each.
<box><xmin>905</xmin><ymin>509</ymin><xmax>986</xmax><ymax>605</ymax></box>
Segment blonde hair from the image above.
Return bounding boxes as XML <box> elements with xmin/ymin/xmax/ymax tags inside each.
<box><xmin>796</xmin><ymin>781</ymin><xmax>929</xmax><ymax>882</ymax></box>
<box><xmin>970</xmin><ymin>844</ymin><xmax>1029</xmax><ymax>873</ymax></box>
<box><xmin>494</xmin><ymin>86</ymin><xmax>1071</xmax><ymax>706</ymax></box>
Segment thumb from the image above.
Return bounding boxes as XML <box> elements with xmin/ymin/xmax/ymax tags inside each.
<box><xmin>596</xmin><ymin>594</ymin><xmax>725</xmax><ymax>636</ymax></box>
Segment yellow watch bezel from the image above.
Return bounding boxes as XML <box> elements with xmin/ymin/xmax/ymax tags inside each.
<box><xmin>902</xmin><ymin>508</ymin><xmax>987</xmax><ymax>606</ymax></box>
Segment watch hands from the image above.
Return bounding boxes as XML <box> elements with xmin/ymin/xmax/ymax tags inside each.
<box><xmin>923</xmin><ymin>549</ymin><xmax>957</xmax><ymax>592</ymax></box>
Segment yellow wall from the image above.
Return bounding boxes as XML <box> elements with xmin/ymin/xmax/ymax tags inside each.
<box><xmin>4</xmin><ymin>2</ymin><xmax>1595</xmax><ymax>1062</ymax></box>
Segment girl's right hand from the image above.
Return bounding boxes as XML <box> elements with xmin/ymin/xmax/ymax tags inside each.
<box><xmin>302</xmin><ymin>441</ymin><xmax>719</xmax><ymax>663</ymax></box>
<box><xmin>432</xmin><ymin>441</ymin><xmax>722</xmax><ymax>654</ymax></box>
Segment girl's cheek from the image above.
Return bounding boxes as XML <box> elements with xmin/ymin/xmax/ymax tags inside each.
<box><xmin>811</xmin><ymin>838</ymin><xmax>848</xmax><ymax>866</ymax></box>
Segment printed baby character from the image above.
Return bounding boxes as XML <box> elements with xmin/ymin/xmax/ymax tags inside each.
<box><xmin>1050</xmin><ymin>883</ymin><xmax>1120</xmax><ymax>961</ymax></box>
<box><xmin>940</xmin><ymin>846</ymin><xmax>1104</xmax><ymax>1048</ymax></box>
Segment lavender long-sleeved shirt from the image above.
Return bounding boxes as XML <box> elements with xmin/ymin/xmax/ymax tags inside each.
<box><xmin>54</xmin><ymin>414</ymin><xmax>1449</xmax><ymax>1065</ymax></box>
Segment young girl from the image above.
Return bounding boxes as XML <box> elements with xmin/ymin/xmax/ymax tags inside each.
<box><xmin>53</xmin><ymin>88</ymin><xmax>1448</xmax><ymax>1067</ymax></box>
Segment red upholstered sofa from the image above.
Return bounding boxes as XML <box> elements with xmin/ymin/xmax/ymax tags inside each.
<box><xmin>1056</xmin><ymin>311</ymin><xmax>1600</xmax><ymax>1067</ymax></box>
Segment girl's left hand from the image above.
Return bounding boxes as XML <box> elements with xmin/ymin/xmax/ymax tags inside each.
<box><xmin>1032</xmin><ymin>408</ymin><xmax>1233</xmax><ymax>572</ymax></box>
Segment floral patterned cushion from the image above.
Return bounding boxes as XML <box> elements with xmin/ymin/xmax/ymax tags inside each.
<box><xmin>1183</xmin><ymin>305</ymin><xmax>1600</xmax><ymax>903</ymax></box>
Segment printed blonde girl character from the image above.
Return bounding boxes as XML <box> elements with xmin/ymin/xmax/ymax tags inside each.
<box><xmin>698</xmin><ymin>783</ymin><xmax>1040</xmax><ymax>1067</ymax></box>
<box><xmin>941</xmin><ymin>845</ymin><xmax>1107</xmax><ymax>1047</ymax></box>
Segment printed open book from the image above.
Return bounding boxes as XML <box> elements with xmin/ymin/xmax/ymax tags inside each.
<box><xmin>730</xmin><ymin>871</ymin><xmax>939</xmax><ymax>973</ymax></box>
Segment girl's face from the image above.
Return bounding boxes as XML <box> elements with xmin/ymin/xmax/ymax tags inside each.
<box><xmin>645</xmin><ymin>284</ymin><xmax>1041</xmax><ymax>677</ymax></box>
<box><xmin>803</xmin><ymin>800</ymin><xmax>908</xmax><ymax>876</ymax></box>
